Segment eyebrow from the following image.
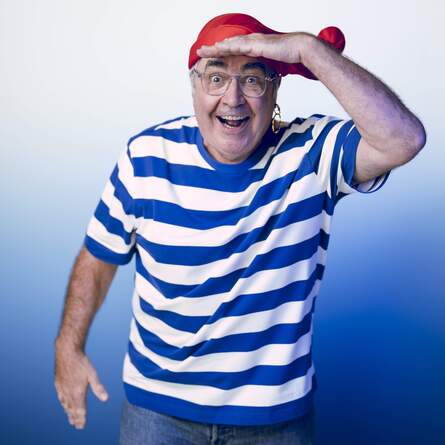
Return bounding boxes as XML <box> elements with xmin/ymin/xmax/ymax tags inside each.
<box><xmin>204</xmin><ymin>59</ymin><xmax>226</xmax><ymax>69</ymax></box>
<box><xmin>204</xmin><ymin>59</ymin><xmax>267</xmax><ymax>74</ymax></box>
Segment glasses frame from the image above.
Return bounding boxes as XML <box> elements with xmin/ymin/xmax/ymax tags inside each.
<box><xmin>191</xmin><ymin>68</ymin><xmax>281</xmax><ymax>98</ymax></box>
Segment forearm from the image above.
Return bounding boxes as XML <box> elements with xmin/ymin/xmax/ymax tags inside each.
<box><xmin>300</xmin><ymin>34</ymin><xmax>426</xmax><ymax>153</ymax></box>
<box><xmin>55</xmin><ymin>246</ymin><xmax>117</xmax><ymax>352</ymax></box>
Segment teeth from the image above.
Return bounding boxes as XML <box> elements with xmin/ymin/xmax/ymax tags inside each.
<box><xmin>220</xmin><ymin>115</ymin><xmax>248</xmax><ymax>121</ymax></box>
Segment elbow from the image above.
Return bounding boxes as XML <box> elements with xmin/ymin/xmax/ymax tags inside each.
<box><xmin>415</xmin><ymin>120</ymin><xmax>427</xmax><ymax>152</ymax></box>
<box><xmin>407</xmin><ymin>116</ymin><xmax>427</xmax><ymax>155</ymax></box>
<box><xmin>396</xmin><ymin>117</ymin><xmax>427</xmax><ymax>163</ymax></box>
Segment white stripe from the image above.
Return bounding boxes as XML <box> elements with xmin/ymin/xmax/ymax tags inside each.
<box><xmin>101</xmin><ymin>180</ymin><xmax>135</xmax><ymax>233</ymax></box>
<box><xmin>136</xmin><ymin>172</ymin><xmax>326</xmax><ymax>246</ymax></box>
<box><xmin>130</xmin><ymin>136</ymin><xmax>214</xmax><ymax>170</ymax></box>
<box><xmin>153</xmin><ymin>116</ymin><xmax>197</xmax><ymax>130</ymax></box>
<box><xmin>249</xmin><ymin>117</ymin><xmax>319</xmax><ymax>170</ymax></box>
<box><xmin>134</xmin><ymin>253</ymin><xmax>322</xmax><ymax>313</ymax></box>
<box><xmin>123</xmin><ymin>354</ymin><xmax>314</xmax><ymax>407</ymax></box>
<box><xmin>86</xmin><ymin>216</ymin><xmax>133</xmax><ymax>254</ymax></box>
<box><xmin>138</xmin><ymin>211</ymin><xmax>327</xmax><ymax>285</ymax></box>
<box><xmin>133</xmin><ymin>265</ymin><xmax>319</xmax><ymax>348</ymax></box>
<box><xmin>337</xmin><ymin>146</ymin><xmax>353</xmax><ymax>194</ymax></box>
<box><xmin>315</xmin><ymin>117</ymin><xmax>350</xmax><ymax>199</ymax></box>
<box><xmin>130</xmin><ymin>132</ymin><xmax>317</xmax><ymax>210</ymax></box>
<box><xmin>129</xmin><ymin>318</ymin><xmax>313</xmax><ymax>372</ymax></box>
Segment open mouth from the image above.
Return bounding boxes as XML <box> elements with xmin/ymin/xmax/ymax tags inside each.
<box><xmin>216</xmin><ymin>115</ymin><xmax>250</xmax><ymax>129</ymax></box>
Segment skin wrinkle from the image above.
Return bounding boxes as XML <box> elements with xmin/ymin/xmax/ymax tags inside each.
<box><xmin>191</xmin><ymin>55</ymin><xmax>281</xmax><ymax>164</ymax></box>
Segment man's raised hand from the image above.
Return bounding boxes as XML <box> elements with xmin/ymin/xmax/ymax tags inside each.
<box><xmin>196</xmin><ymin>32</ymin><xmax>311</xmax><ymax>64</ymax></box>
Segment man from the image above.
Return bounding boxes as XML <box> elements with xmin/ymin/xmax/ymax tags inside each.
<box><xmin>54</xmin><ymin>13</ymin><xmax>426</xmax><ymax>444</ymax></box>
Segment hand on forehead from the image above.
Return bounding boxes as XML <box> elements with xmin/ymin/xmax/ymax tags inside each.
<box><xmin>197</xmin><ymin>33</ymin><xmax>269</xmax><ymax>59</ymax></box>
<box><xmin>189</xmin><ymin>13</ymin><xmax>346</xmax><ymax>80</ymax></box>
<box><xmin>197</xmin><ymin>56</ymin><xmax>272</xmax><ymax>76</ymax></box>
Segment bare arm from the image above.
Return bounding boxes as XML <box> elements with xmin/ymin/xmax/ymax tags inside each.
<box><xmin>197</xmin><ymin>32</ymin><xmax>427</xmax><ymax>183</ymax></box>
<box><xmin>54</xmin><ymin>246</ymin><xmax>118</xmax><ymax>429</ymax></box>
<box><xmin>298</xmin><ymin>35</ymin><xmax>426</xmax><ymax>183</ymax></box>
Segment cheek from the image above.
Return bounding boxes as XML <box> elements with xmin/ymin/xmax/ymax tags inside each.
<box><xmin>193</xmin><ymin>92</ymin><xmax>219</xmax><ymax>119</ymax></box>
<box><xmin>252</xmin><ymin>105</ymin><xmax>273</xmax><ymax>131</ymax></box>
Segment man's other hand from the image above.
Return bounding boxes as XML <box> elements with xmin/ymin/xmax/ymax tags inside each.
<box><xmin>54</xmin><ymin>346</ymin><xmax>108</xmax><ymax>429</ymax></box>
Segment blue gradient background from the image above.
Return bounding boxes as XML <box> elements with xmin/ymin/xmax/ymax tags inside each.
<box><xmin>1</xmin><ymin>1</ymin><xmax>443</xmax><ymax>444</ymax></box>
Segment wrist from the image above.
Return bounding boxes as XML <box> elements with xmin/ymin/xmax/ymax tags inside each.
<box><xmin>299</xmin><ymin>33</ymin><xmax>321</xmax><ymax>66</ymax></box>
<box><xmin>55</xmin><ymin>334</ymin><xmax>85</xmax><ymax>354</ymax></box>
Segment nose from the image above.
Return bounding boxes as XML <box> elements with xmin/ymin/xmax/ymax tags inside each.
<box><xmin>221</xmin><ymin>76</ymin><xmax>246</xmax><ymax>107</ymax></box>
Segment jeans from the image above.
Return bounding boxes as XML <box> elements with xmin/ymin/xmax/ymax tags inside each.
<box><xmin>119</xmin><ymin>399</ymin><xmax>316</xmax><ymax>445</ymax></box>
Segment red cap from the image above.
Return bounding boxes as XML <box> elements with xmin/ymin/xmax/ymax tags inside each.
<box><xmin>189</xmin><ymin>13</ymin><xmax>345</xmax><ymax>80</ymax></box>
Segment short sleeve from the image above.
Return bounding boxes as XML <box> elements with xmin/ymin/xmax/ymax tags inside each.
<box><xmin>84</xmin><ymin>147</ymin><xmax>137</xmax><ymax>265</ymax></box>
<box><xmin>311</xmin><ymin>115</ymin><xmax>390</xmax><ymax>205</ymax></box>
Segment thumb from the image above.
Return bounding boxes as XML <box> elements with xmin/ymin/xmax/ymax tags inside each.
<box><xmin>86</xmin><ymin>362</ymin><xmax>109</xmax><ymax>402</ymax></box>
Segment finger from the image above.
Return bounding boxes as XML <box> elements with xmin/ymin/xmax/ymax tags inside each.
<box><xmin>197</xmin><ymin>35</ymin><xmax>258</xmax><ymax>58</ymax></box>
<box><xmin>65</xmin><ymin>388</ymin><xmax>86</xmax><ymax>425</ymax></box>
<box><xmin>216</xmin><ymin>36</ymin><xmax>260</xmax><ymax>56</ymax></box>
<box><xmin>216</xmin><ymin>38</ymin><xmax>252</xmax><ymax>53</ymax></box>
<box><xmin>86</xmin><ymin>364</ymin><xmax>109</xmax><ymax>402</ymax></box>
<box><xmin>70</xmin><ymin>407</ymin><xmax>86</xmax><ymax>429</ymax></box>
<box><xmin>56</xmin><ymin>390</ymin><xmax>71</xmax><ymax>414</ymax></box>
<box><xmin>65</xmin><ymin>396</ymin><xmax>86</xmax><ymax>429</ymax></box>
<box><xmin>198</xmin><ymin>42</ymin><xmax>253</xmax><ymax>58</ymax></box>
<box><xmin>196</xmin><ymin>45</ymin><xmax>225</xmax><ymax>57</ymax></box>
<box><xmin>55</xmin><ymin>389</ymin><xmax>65</xmax><ymax>405</ymax></box>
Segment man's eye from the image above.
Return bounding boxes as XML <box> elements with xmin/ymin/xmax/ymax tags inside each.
<box><xmin>244</xmin><ymin>76</ymin><xmax>260</xmax><ymax>84</ymax></box>
<box><xmin>209</xmin><ymin>74</ymin><xmax>224</xmax><ymax>83</ymax></box>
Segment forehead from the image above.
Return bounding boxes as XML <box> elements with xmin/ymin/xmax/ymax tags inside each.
<box><xmin>198</xmin><ymin>56</ymin><xmax>268</xmax><ymax>72</ymax></box>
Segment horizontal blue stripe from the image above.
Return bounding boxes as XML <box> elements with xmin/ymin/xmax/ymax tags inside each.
<box><xmin>109</xmin><ymin>162</ymin><xmax>134</xmax><ymax>216</ymax></box>
<box><xmin>94</xmin><ymin>200</ymin><xmax>133</xmax><ymax>245</ymax></box>
<box><xmin>134</xmin><ymin>156</ymin><xmax>265</xmax><ymax>192</ymax></box>
<box><xmin>131</xmin><ymin>124</ymin><xmax>315</xmax><ymax>192</ymax></box>
<box><xmin>128</xmin><ymin>341</ymin><xmax>312</xmax><ymax>389</ymax></box>
<box><xmin>130</xmin><ymin>121</ymin><xmax>202</xmax><ymax>149</ymax></box>
<box><xmin>132</xmin><ymin>165</ymin><xmax>326</xmax><ymax>230</ymax></box>
<box><xmin>124</xmin><ymin>378</ymin><xmax>315</xmax><ymax>425</ymax></box>
<box><xmin>136</xmin><ymin>192</ymin><xmax>329</xmax><ymax>266</ymax></box>
<box><xmin>134</xmin><ymin>305</ymin><xmax>314</xmax><ymax>360</ymax></box>
<box><xmin>137</xmin><ymin>264</ymin><xmax>323</xmax><ymax>334</ymax></box>
<box><xmin>135</xmin><ymin>231</ymin><xmax>322</xmax><ymax>299</ymax></box>
<box><xmin>276</xmin><ymin>126</ymin><xmax>314</xmax><ymax>156</ymax></box>
<box><xmin>127</xmin><ymin>116</ymin><xmax>192</xmax><ymax>147</ymax></box>
<box><xmin>84</xmin><ymin>235</ymin><xmax>135</xmax><ymax>265</ymax></box>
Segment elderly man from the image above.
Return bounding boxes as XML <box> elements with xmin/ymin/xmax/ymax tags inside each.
<box><xmin>54</xmin><ymin>13</ymin><xmax>426</xmax><ymax>445</ymax></box>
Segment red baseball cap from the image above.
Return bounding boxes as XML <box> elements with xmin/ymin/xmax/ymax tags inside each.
<box><xmin>189</xmin><ymin>13</ymin><xmax>345</xmax><ymax>80</ymax></box>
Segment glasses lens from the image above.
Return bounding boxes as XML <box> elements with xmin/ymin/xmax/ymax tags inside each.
<box><xmin>202</xmin><ymin>70</ymin><xmax>268</xmax><ymax>97</ymax></box>
<box><xmin>240</xmin><ymin>75</ymin><xmax>266</xmax><ymax>97</ymax></box>
<box><xmin>203</xmin><ymin>72</ymin><xmax>230</xmax><ymax>95</ymax></box>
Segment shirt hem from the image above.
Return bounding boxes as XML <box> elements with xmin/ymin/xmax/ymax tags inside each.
<box><xmin>123</xmin><ymin>381</ymin><xmax>315</xmax><ymax>426</ymax></box>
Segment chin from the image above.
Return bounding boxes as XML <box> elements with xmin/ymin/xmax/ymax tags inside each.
<box><xmin>221</xmin><ymin>137</ymin><xmax>256</xmax><ymax>156</ymax></box>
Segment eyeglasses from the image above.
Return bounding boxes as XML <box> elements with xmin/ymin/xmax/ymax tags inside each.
<box><xmin>192</xmin><ymin>68</ymin><xmax>280</xmax><ymax>98</ymax></box>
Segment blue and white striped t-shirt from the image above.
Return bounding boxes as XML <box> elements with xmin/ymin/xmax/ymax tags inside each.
<box><xmin>84</xmin><ymin>114</ymin><xmax>389</xmax><ymax>426</ymax></box>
